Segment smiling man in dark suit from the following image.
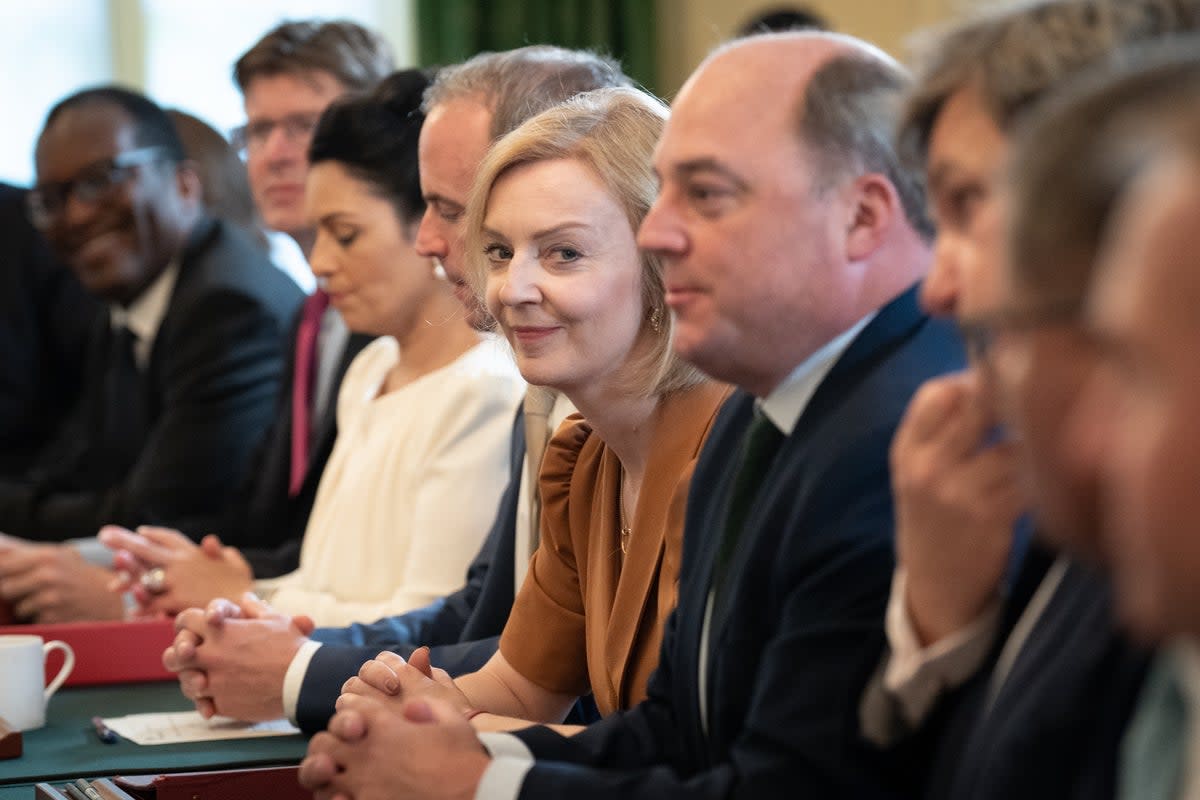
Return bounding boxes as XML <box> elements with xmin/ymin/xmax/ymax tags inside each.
<box><xmin>0</xmin><ymin>86</ymin><xmax>301</xmax><ymax>621</ymax></box>
<box><xmin>298</xmin><ymin>31</ymin><xmax>964</xmax><ymax>800</ymax></box>
<box><xmin>99</xmin><ymin>22</ymin><xmax>392</xmax><ymax>594</ymax></box>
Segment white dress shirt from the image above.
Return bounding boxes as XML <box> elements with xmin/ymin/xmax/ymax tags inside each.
<box><xmin>73</xmin><ymin>262</ymin><xmax>179</xmax><ymax>568</ymax></box>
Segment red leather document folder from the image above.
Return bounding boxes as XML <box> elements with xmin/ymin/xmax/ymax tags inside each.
<box><xmin>0</xmin><ymin>619</ymin><xmax>175</xmax><ymax>686</ymax></box>
<box><xmin>113</xmin><ymin>766</ymin><xmax>313</xmax><ymax>799</ymax></box>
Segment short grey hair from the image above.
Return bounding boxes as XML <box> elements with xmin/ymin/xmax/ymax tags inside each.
<box><xmin>898</xmin><ymin>0</ymin><xmax>1200</xmax><ymax>167</ymax></box>
<box><xmin>800</xmin><ymin>51</ymin><xmax>934</xmax><ymax>240</ymax></box>
<box><xmin>422</xmin><ymin>45</ymin><xmax>631</xmax><ymax>142</ymax></box>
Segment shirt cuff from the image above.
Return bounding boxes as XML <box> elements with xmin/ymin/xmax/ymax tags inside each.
<box><xmin>475</xmin><ymin>733</ymin><xmax>533</xmax><ymax>800</ymax></box>
<box><xmin>69</xmin><ymin>536</ymin><xmax>115</xmax><ymax>567</ymax></box>
<box><xmin>282</xmin><ymin>639</ymin><xmax>323</xmax><ymax>725</ymax></box>
<box><xmin>881</xmin><ymin>568</ymin><xmax>1001</xmax><ymax>726</ymax></box>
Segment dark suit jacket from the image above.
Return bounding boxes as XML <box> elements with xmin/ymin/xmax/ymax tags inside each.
<box><xmin>221</xmin><ymin>311</ymin><xmax>373</xmax><ymax>578</ymax></box>
<box><xmin>293</xmin><ymin>408</ymin><xmax>526</xmax><ymax>732</ymax></box>
<box><xmin>0</xmin><ymin>183</ymin><xmax>99</xmax><ymax>476</ymax></box>
<box><xmin>921</xmin><ymin>556</ymin><xmax>1151</xmax><ymax>800</ymax></box>
<box><xmin>0</xmin><ymin>217</ymin><xmax>302</xmax><ymax>543</ymax></box>
<box><xmin>507</xmin><ymin>285</ymin><xmax>965</xmax><ymax>799</ymax></box>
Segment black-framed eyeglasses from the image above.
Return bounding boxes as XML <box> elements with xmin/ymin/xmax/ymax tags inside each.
<box><xmin>27</xmin><ymin>146</ymin><xmax>169</xmax><ymax>230</ymax></box>
<box><xmin>230</xmin><ymin>112</ymin><xmax>322</xmax><ymax>156</ymax></box>
<box><xmin>957</xmin><ymin>296</ymin><xmax>1083</xmax><ymax>364</ymax></box>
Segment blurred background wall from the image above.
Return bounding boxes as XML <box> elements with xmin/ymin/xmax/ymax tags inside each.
<box><xmin>1</xmin><ymin>0</ymin><xmax>978</xmax><ymax>185</ymax></box>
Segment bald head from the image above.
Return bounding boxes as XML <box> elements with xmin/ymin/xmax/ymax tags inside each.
<box><xmin>638</xmin><ymin>32</ymin><xmax>930</xmax><ymax>397</ymax></box>
<box><xmin>693</xmin><ymin>31</ymin><xmax>888</xmax><ymax>93</ymax></box>
<box><xmin>681</xmin><ymin>33</ymin><xmax>931</xmax><ymax>240</ymax></box>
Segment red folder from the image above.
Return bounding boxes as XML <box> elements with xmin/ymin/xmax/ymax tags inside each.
<box><xmin>0</xmin><ymin>619</ymin><xmax>175</xmax><ymax>686</ymax></box>
<box><xmin>113</xmin><ymin>766</ymin><xmax>312</xmax><ymax>799</ymax></box>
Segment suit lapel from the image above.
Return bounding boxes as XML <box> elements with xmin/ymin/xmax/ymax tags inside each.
<box><xmin>799</xmin><ymin>286</ymin><xmax>926</xmax><ymax>430</ymax></box>
<box><xmin>702</xmin><ymin>286</ymin><xmax>929</xmax><ymax>712</ymax></box>
<box><xmin>685</xmin><ymin>393</ymin><xmax>753</xmax><ymax>741</ymax></box>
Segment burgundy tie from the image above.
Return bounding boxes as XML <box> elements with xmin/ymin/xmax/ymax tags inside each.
<box><xmin>289</xmin><ymin>290</ymin><xmax>330</xmax><ymax>496</ymax></box>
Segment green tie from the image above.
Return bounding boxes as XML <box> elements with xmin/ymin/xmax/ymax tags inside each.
<box><xmin>1120</xmin><ymin>653</ymin><xmax>1190</xmax><ymax>800</ymax></box>
<box><xmin>713</xmin><ymin>410</ymin><xmax>785</xmax><ymax>605</ymax></box>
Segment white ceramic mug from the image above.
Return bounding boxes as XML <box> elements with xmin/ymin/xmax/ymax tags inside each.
<box><xmin>0</xmin><ymin>635</ymin><xmax>75</xmax><ymax>730</ymax></box>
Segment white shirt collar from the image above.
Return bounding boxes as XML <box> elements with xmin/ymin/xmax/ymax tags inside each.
<box><xmin>109</xmin><ymin>261</ymin><xmax>180</xmax><ymax>368</ymax></box>
<box><xmin>758</xmin><ymin>312</ymin><xmax>875</xmax><ymax>435</ymax></box>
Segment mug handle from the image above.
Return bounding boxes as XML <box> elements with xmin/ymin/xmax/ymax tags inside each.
<box><xmin>42</xmin><ymin>640</ymin><xmax>75</xmax><ymax>700</ymax></box>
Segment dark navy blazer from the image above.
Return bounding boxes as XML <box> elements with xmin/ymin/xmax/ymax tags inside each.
<box><xmin>923</xmin><ymin>555</ymin><xmax>1151</xmax><ymax>800</ymax></box>
<box><xmin>507</xmin><ymin>285</ymin><xmax>966</xmax><ymax>799</ymax></box>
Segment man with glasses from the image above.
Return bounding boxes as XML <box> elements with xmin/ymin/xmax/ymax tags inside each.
<box><xmin>100</xmin><ymin>21</ymin><xmax>393</xmax><ymax>593</ymax></box>
<box><xmin>0</xmin><ymin>86</ymin><xmax>301</xmax><ymax>622</ymax></box>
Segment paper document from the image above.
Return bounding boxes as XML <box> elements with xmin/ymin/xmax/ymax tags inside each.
<box><xmin>102</xmin><ymin>711</ymin><xmax>300</xmax><ymax>745</ymax></box>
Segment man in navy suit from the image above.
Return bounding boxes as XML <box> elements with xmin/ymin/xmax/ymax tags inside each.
<box><xmin>298</xmin><ymin>31</ymin><xmax>964</xmax><ymax>799</ymax></box>
<box><xmin>1072</xmin><ymin>53</ymin><xmax>1200</xmax><ymax>800</ymax></box>
<box><xmin>156</xmin><ymin>46</ymin><xmax>629</xmax><ymax>730</ymax></box>
<box><xmin>856</xmin><ymin>4</ymin><xmax>1197</xmax><ymax>798</ymax></box>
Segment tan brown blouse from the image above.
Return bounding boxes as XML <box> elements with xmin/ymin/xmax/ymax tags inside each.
<box><xmin>499</xmin><ymin>382</ymin><xmax>732</xmax><ymax>715</ymax></box>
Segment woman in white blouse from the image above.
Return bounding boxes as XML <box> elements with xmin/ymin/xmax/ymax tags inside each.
<box><xmin>104</xmin><ymin>70</ymin><xmax>524</xmax><ymax>626</ymax></box>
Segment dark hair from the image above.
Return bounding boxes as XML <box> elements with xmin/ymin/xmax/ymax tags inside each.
<box><xmin>423</xmin><ymin>45</ymin><xmax>631</xmax><ymax>142</ymax></box>
<box><xmin>234</xmin><ymin>19</ymin><xmax>394</xmax><ymax>93</ymax></box>
<box><xmin>799</xmin><ymin>50</ymin><xmax>934</xmax><ymax>240</ymax></box>
<box><xmin>167</xmin><ymin>108</ymin><xmax>267</xmax><ymax>250</ymax></box>
<box><xmin>308</xmin><ymin>68</ymin><xmax>432</xmax><ymax>224</ymax></box>
<box><xmin>41</xmin><ymin>85</ymin><xmax>186</xmax><ymax>163</ymax></box>
<box><xmin>738</xmin><ymin>6</ymin><xmax>830</xmax><ymax>37</ymax></box>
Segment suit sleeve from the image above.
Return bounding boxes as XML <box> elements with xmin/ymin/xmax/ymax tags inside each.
<box><xmin>505</xmin><ymin>426</ymin><xmax>903</xmax><ymax>800</ymax></box>
<box><xmin>217</xmin><ymin>310</ymin><xmax>302</xmax><ymax>568</ymax></box>
<box><xmin>12</xmin><ymin>286</ymin><xmax>288</xmax><ymax>541</ymax></box>
<box><xmin>294</xmin><ymin>635</ymin><xmax>502</xmax><ymax>734</ymax></box>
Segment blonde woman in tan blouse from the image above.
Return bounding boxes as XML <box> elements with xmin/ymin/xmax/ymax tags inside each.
<box><xmin>339</xmin><ymin>87</ymin><xmax>731</xmax><ymax>728</ymax></box>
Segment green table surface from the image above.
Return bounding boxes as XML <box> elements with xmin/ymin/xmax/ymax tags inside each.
<box><xmin>0</xmin><ymin>681</ymin><xmax>308</xmax><ymax>796</ymax></box>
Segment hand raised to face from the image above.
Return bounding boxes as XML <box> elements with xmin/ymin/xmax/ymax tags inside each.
<box><xmin>890</xmin><ymin>370</ymin><xmax>1027</xmax><ymax>645</ymax></box>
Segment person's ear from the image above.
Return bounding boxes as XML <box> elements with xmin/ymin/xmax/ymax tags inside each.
<box><xmin>844</xmin><ymin>173</ymin><xmax>898</xmax><ymax>262</ymax></box>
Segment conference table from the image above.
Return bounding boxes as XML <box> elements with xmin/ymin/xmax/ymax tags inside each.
<box><xmin>0</xmin><ymin>682</ymin><xmax>309</xmax><ymax>798</ymax></box>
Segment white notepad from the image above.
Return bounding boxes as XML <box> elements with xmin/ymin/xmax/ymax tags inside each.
<box><xmin>102</xmin><ymin>711</ymin><xmax>300</xmax><ymax>745</ymax></box>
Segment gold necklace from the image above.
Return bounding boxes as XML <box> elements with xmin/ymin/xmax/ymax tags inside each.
<box><xmin>618</xmin><ymin>466</ymin><xmax>631</xmax><ymax>556</ymax></box>
<box><xmin>619</xmin><ymin>498</ymin><xmax>631</xmax><ymax>555</ymax></box>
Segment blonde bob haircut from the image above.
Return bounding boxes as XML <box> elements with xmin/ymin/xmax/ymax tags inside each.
<box><xmin>464</xmin><ymin>86</ymin><xmax>706</xmax><ymax>398</ymax></box>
